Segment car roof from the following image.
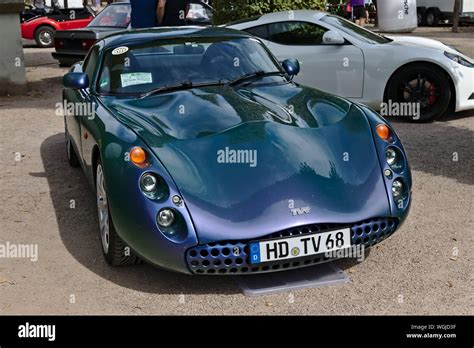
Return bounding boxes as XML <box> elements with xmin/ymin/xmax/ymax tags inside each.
<box><xmin>229</xmin><ymin>10</ymin><xmax>326</xmax><ymax>27</ymax></box>
<box><xmin>102</xmin><ymin>26</ymin><xmax>252</xmax><ymax>47</ymax></box>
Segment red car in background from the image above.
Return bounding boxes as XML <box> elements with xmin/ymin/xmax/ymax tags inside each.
<box><xmin>21</xmin><ymin>4</ymin><xmax>95</xmax><ymax>48</ymax></box>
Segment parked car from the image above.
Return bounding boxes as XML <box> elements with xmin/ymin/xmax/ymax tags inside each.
<box><xmin>20</xmin><ymin>4</ymin><xmax>94</xmax><ymax>48</ymax></box>
<box><xmin>228</xmin><ymin>11</ymin><xmax>474</xmax><ymax>122</ymax></box>
<box><xmin>62</xmin><ymin>27</ymin><xmax>411</xmax><ymax>274</ymax></box>
<box><xmin>52</xmin><ymin>0</ymin><xmax>213</xmax><ymax>66</ymax></box>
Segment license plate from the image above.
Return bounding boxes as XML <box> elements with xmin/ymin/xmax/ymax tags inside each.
<box><xmin>249</xmin><ymin>228</ymin><xmax>351</xmax><ymax>264</ymax></box>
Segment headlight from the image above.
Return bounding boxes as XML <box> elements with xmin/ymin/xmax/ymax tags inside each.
<box><xmin>157</xmin><ymin>208</ymin><xmax>175</xmax><ymax>227</ymax></box>
<box><xmin>386</xmin><ymin>148</ymin><xmax>397</xmax><ymax>166</ymax></box>
<box><xmin>139</xmin><ymin>172</ymin><xmax>169</xmax><ymax>200</ymax></box>
<box><xmin>392</xmin><ymin>179</ymin><xmax>406</xmax><ymax>199</ymax></box>
<box><xmin>385</xmin><ymin>147</ymin><xmax>404</xmax><ymax>173</ymax></box>
<box><xmin>444</xmin><ymin>51</ymin><xmax>474</xmax><ymax>68</ymax></box>
<box><xmin>140</xmin><ymin>173</ymin><xmax>157</xmax><ymax>192</ymax></box>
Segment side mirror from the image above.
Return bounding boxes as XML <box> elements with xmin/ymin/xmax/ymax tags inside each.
<box><xmin>322</xmin><ymin>30</ymin><xmax>345</xmax><ymax>45</ymax></box>
<box><xmin>281</xmin><ymin>58</ymin><xmax>300</xmax><ymax>78</ymax></box>
<box><xmin>63</xmin><ymin>72</ymin><xmax>89</xmax><ymax>89</ymax></box>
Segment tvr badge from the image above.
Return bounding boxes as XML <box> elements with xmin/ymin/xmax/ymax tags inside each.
<box><xmin>288</xmin><ymin>200</ymin><xmax>311</xmax><ymax>216</ymax></box>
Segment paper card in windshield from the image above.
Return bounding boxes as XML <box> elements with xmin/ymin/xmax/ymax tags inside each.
<box><xmin>120</xmin><ymin>72</ymin><xmax>153</xmax><ymax>88</ymax></box>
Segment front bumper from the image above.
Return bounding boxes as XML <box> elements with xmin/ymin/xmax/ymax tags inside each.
<box><xmin>452</xmin><ymin>63</ymin><xmax>474</xmax><ymax>112</ymax></box>
<box><xmin>186</xmin><ymin>217</ymin><xmax>399</xmax><ymax>275</ymax></box>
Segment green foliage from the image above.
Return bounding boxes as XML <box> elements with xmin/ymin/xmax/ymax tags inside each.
<box><xmin>212</xmin><ymin>0</ymin><xmax>327</xmax><ymax>25</ymax></box>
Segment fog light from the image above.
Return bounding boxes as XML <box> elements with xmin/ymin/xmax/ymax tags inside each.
<box><xmin>392</xmin><ymin>179</ymin><xmax>405</xmax><ymax>199</ymax></box>
<box><xmin>384</xmin><ymin>169</ymin><xmax>392</xmax><ymax>178</ymax></box>
<box><xmin>157</xmin><ymin>208</ymin><xmax>175</xmax><ymax>227</ymax></box>
<box><xmin>140</xmin><ymin>173</ymin><xmax>157</xmax><ymax>192</ymax></box>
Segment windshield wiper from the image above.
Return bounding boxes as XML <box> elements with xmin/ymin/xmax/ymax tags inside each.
<box><xmin>139</xmin><ymin>81</ymin><xmax>225</xmax><ymax>98</ymax></box>
<box><xmin>228</xmin><ymin>70</ymin><xmax>287</xmax><ymax>86</ymax></box>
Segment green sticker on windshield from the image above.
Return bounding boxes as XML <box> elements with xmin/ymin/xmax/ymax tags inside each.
<box><xmin>120</xmin><ymin>72</ymin><xmax>153</xmax><ymax>88</ymax></box>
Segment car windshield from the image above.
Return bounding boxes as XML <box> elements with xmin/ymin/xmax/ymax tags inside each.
<box><xmin>321</xmin><ymin>14</ymin><xmax>391</xmax><ymax>44</ymax></box>
<box><xmin>97</xmin><ymin>36</ymin><xmax>283</xmax><ymax>95</ymax></box>
<box><xmin>88</xmin><ymin>4</ymin><xmax>130</xmax><ymax>28</ymax></box>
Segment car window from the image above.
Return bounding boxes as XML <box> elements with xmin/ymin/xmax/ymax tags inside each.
<box><xmin>88</xmin><ymin>4</ymin><xmax>130</xmax><ymax>28</ymax></box>
<box><xmin>245</xmin><ymin>25</ymin><xmax>270</xmax><ymax>40</ymax></box>
<box><xmin>267</xmin><ymin>21</ymin><xmax>328</xmax><ymax>45</ymax></box>
<box><xmin>187</xmin><ymin>3</ymin><xmax>212</xmax><ymax>21</ymax></box>
<box><xmin>321</xmin><ymin>14</ymin><xmax>391</xmax><ymax>44</ymax></box>
<box><xmin>97</xmin><ymin>37</ymin><xmax>283</xmax><ymax>95</ymax></box>
<box><xmin>84</xmin><ymin>46</ymin><xmax>99</xmax><ymax>84</ymax></box>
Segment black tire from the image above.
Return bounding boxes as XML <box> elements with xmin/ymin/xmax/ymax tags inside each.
<box><xmin>95</xmin><ymin>158</ymin><xmax>141</xmax><ymax>266</ymax></box>
<box><xmin>386</xmin><ymin>64</ymin><xmax>451</xmax><ymax>122</ymax></box>
<box><xmin>426</xmin><ymin>8</ymin><xmax>439</xmax><ymax>26</ymax></box>
<box><xmin>417</xmin><ymin>8</ymin><xmax>427</xmax><ymax>26</ymax></box>
<box><xmin>65</xmin><ymin>126</ymin><xmax>80</xmax><ymax>168</ymax></box>
<box><xmin>34</xmin><ymin>25</ymin><xmax>55</xmax><ymax>48</ymax></box>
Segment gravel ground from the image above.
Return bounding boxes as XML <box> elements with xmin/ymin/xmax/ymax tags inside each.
<box><xmin>0</xmin><ymin>30</ymin><xmax>472</xmax><ymax>315</ymax></box>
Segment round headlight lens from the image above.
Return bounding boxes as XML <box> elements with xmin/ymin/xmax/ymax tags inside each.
<box><xmin>140</xmin><ymin>173</ymin><xmax>157</xmax><ymax>192</ymax></box>
<box><xmin>386</xmin><ymin>148</ymin><xmax>397</xmax><ymax>166</ymax></box>
<box><xmin>392</xmin><ymin>179</ymin><xmax>405</xmax><ymax>199</ymax></box>
<box><xmin>157</xmin><ymin>208</ymin><xmax>175</xmax><ymax>227</ymax></box>
<box><xmin>385</xmin><ymin>146</ymin><xmax>405</xmax><ymax>173</ymax></box>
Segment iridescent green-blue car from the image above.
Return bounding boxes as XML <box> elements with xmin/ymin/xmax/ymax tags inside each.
<box><xmin>63</xmin><ymin>27</ymin><xmax>411</xmax><ymax>274</ymax></box>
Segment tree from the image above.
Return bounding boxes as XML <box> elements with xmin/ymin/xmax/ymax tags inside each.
<box><xmin>452</xmin><ymin>0</ymin><xmax>460</xmax><ymax>32</ymax></box>
<box><xmin>212</xmin><ymin>0</ymin><xmax>326</xmax><ymax>25</ymax></box>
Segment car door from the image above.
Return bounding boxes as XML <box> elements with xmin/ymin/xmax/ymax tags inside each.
<box><xmin>246</xmin><ymin>21</ymin><xmax>365</xmax><ymax>98</ymax></box>
<box><xmin>78</xmin><ymin>47</ymin><xmax>99</xmax><ymax>164</ymax></box>
<box><xmin>67</xmin><ymin>47</ymin><xmax>98</xmax><ymax>162</ymax></box>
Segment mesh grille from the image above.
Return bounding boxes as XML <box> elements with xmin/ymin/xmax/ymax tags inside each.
<box><xmin>186</xmin><ymin>217</ymin><xmax>398</xmax><ymax>275</ymax></box>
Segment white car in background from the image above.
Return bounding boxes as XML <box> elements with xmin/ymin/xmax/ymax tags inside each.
<box><xmin>229</xmin><ymin>10</ymin><xmax>474</xmax><ymax>122</ymax></box>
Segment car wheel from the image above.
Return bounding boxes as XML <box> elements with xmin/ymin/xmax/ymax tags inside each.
<box><xmin>426</xmin><ymin>9</ymin><xmax>439</xmax><ymax>26</ymax></box>
<box><xmin>386</xmin><ymin>64</ymin><xmax>451</xmax><ymax>122</ymax></box>
<box><xmin>96</xmin><ymin>159</ymin><xmax>141</xmax><ymax>266</ymax></box>
<box><xmin>58</xmin><ymin>61</ymin><xmax>71</xmax><ymax>68</ymax></box>
<box><xmin>65</xmin><ymin>127</ymin><xmax>80</xmax><ymax>168</ymax></box>
<box><xmin>417</xmin><ymin>8</ymin><xmax>427</xmax><ymax>26</ymax></box>
<box><xmin>34</xmin><ymin>25</ymin><xmax>55</xmax><ymax>48</ymax></box>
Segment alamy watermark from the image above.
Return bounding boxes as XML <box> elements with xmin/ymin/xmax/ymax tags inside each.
<box><xmin>380</xmin><ymin>101</ymin><xmax>420</xmax><ymax>120</ymax></box>
<box><xmin>18</xmin><ymin>322</ymin><xmax>55</xmax><ymax>342</ymax></box>
<box><xmin>325</xmin><ymin>244</ymin><xmax>366</xmax><ymax>262</ymax></box>
<box><xmin>217</xmin><ymin>147</ymin><xmax>257</xmax><ymax>168</ymax></box>
<box><xmin>55</xmin><ymin>100</ymin><xmax>95</xmax><ymax>119</ymax></box>
<box><xmin>0</xmin><ymin>242</ymin><xmax>38</xmax><ymax>262</ymax></box>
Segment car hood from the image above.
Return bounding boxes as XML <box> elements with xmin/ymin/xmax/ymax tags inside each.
<box><xmin>387</xmin><ymin>35</ymin><xmax>457</xmax><ymax>53</ymax></box>
<box><xmin>103</xmin><ymin>83</ymin><xmax>391</xmax><ymax>243</ymax></box>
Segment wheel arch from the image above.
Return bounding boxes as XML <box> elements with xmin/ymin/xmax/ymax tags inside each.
<box><xmin>383</xmin><ymin>61</ymin><xmax>456</xmax><ymax>106</ymax></box>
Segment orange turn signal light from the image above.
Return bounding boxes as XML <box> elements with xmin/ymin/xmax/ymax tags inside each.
<box><xmin>130</xmin><ymin>147</ymin><xmax>147</xmax><ymax>166</ymax></box>
<box><xmin>376</xmin><ymin>124</ymin><xmax>390</xmax><ymax>141</ymax></box>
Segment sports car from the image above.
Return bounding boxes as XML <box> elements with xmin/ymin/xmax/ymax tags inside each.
<box><xmin>21</xmin><ymin>4</ymin><xmax>94</xmax><ymax>48</ymax></box>
<box><xmin>228</xmin><ymin>10</ymin><xmax>474</xmax><ymax>122</ymax></box>
<box><xmin>62</xmin><ymin>27</ymin><xmax>411</xmax><ymax>274</ymax></box>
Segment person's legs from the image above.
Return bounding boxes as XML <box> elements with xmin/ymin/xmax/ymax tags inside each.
<box><xmin>354</xmin><ymin>5</ymin><xmax>365</xmax><ymax>26</ymax></box>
